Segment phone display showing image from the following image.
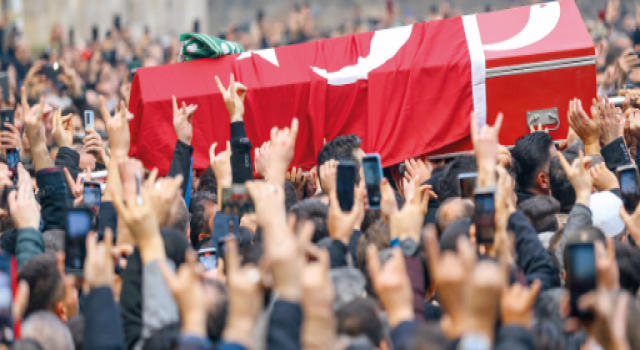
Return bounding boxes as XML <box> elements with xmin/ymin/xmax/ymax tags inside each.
<box><xmin>616</xmin><ymin>165</ymin><xmax>640</xmax><ymax>213</ymax></box>
<box><xmin>84</xmin><ymin>110</ymin><xmax>95</xmax><ymax>131</ymax></box>
<box><xmin>41</xmin><ymin>62</ymin><xmax>61</xmax><ymax>82</ymax></box>
<box><xmin>83</xmin><ymin>181</ymin><xmax>102</xmax><ymax>212</ymax></box>
<box><xmin>65</xmin><ymin>208</ymin><xmax>93</xmax><ymax>271</ymax></box>
<box><xmin>6</xmin><ymin>149</ymin><xmax>18</xmax><ymax>182</ymax></box>
<box><xmin>458</xmin><ymin>172</ymin><xmax>477</xmax><ymax>199</ymax></box>
<box><xmin>221</xmin><ymin>185</ymin><xmax>255</xmax><ymax>216</ymax></box>
<box><xmin>0</xmin><ymin>73</ymin><xmax>9</xmax><ymax>103</ymax></box>
<box><xmin>198</xmin><ymin>248</ymin><xmax>217</xmax><ymax>271</ymax></box>
<box><xmin>362</xmin><ymin>154</ymin><xmax>383</xmax><ymax>209</ymax></box>
<box><xmin>566</xmin><ymin>243</ymin><xmax>596</xmax><ymax>319</ymax></box>
<box><xmin>0</xmin><ymin>109</ymin><xmax>13</xmax><ymax>133</ymax></box>
<box><xmin>473</xmin><ymin>190</ymin><xmax>496</xmax><ymax>245</ymax></box>
<box><xmin>0</xmin><ymin>253</ymin><xmax>12</xmax><ymax>345</ymax></box>
<box><xmin>337</xmin><ymin>161</ymin><xmax>357</xmax><ymax>212</ymax></box>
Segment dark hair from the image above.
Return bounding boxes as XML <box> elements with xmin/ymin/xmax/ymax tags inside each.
<box><xmin>167</xmin><ymin>198</ymin><xmax>190</xmax><ymax>234</ymax></box>
<box><xmin>284</xmin><ymin>180</ymin><xmax>299</xmax><ymax>211</ymax></box>
<box><xmin>550</xmin><ymin>151</ymin><xmax>579</xmax><ymax>213</ymax></box>
<box><xmin>361</xmin><ymin>210</ymin><xmax>381</xmax><ymax>233</ymax></box>
<box><xmin>290</xmin><ymin>199</ymin><xmax>329</xmax><ymax>243</ymax></box>
<box><xmin>198</xmin><ymin>167</ymin><xmax>218</xmax><ymax>195</ymax></box>
<box><xmin>206</xmin><ymin>280</ymin><xmax>229</xmax><ymax>345</ymax></box>
<box><xmin>531</xmin><ymin>322</ymin><xmax>566</xmax><ymax>350</ymax></box>
<box><xmin>336</xmin><ymin>298</ymin><xmax>383</xmax><ymax>347</ymax></box>
<box><xmin>435</xmin><ymin>155</ymin><xmax>477</xmax><ymax>202</ymax></box>
<box><xmin>17</xmin><ymin>252</ymin><xmax>65</xmax><ymax>319</ymax></box>
<box><xmin>511</xmin><ymin>132</ymin><xmax>554</xmax><ymax>190</ymax></box>
<box><xmin>189</xmin><ymin>191</ymin><xmax>217</xmax><ymax>247</ymax></box>
<box><xmin>236</xmin><ymin>226</ymin><xmax>255</xmax><ymax>248</ymax></box>
<box><xmin>615</xmin><ymin>241</ymin><xmax>640</xmax><ymax>294</ymax></box>
<box><xmin>67</xmin><ymin>314</ymin><xmax>85</xmax><ymax>350</ymax></box>
<box><xmin>317</xmin><ymin>134</ymin><xmax>362</xmax><ymax>186</ymax></box>
<box><xmin>356</xmin><ymin>220</ymin><xmax>390</xmax><ymax>276</ymax></box>
<box><xmin>518</xmin><ymin>195</ymin><xmax>560</xmax><ymax>233</ymax></box>
<box><xmin>11</xmin><ymin>340</ymin><xmax>45</xmax><ymax>350</ymax></box>
<box><xmin>42</xmin><ymin>230</ymin><xmax>65</xmax><ymax>253</ymax></box>
<box><xmin>399</xmin><ymin>321</ymin><xmax>451</xmax><ymax>350</ymax></box>
<box><xmin>439</xmin><ymin>217</ymin><xmax>471</xmax><ymax>253</ymax></box>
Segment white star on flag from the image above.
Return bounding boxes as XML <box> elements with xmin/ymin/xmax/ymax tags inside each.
<box><xmin>237</xmin><ymin>49</ymin><xmax>279</xmax><ymax>66</ymax></box>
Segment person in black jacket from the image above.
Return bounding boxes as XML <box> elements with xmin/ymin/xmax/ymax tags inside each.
<box><xmin>511</xmin><ymin>132</ymin><xmax>557</xmax><ymax>204</ymax></box>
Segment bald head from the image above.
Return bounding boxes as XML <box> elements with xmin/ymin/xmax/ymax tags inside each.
<box><xmin>22</xmin><ymin>311</ymin><xmax>74</xmax><ymax>350</ymax></box>
<box><xmin>435</xmin><ymin>197</ymin><xmax>474</xmax><ymax>234</ymax></box>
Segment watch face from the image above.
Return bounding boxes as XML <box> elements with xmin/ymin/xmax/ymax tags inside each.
<box><xmin>401</xmin><ymin>238</ymin><xmax>418</xmax><ymax>256</ymax></box>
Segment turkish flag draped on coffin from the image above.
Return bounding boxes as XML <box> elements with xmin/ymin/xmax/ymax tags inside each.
<box><xmin>128</xmin><ymin>18</ymin><xmax>474</xmax><ymax>174</ymax></box>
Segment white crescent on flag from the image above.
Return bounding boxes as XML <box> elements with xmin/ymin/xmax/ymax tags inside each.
<box><xmin>237</xmin><ymin>48</ymin><xmax>280</xmax><ymax>66</ymax></box>
<box><xmin>309</xmin><ymin>25</ymin><xmax>414</xmax><ymax>86</ymax></box>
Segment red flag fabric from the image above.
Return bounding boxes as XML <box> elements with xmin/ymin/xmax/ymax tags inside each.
<box><xmin>129</xmin><ymin>18</ymin><xmax>473</xmax><ymax>174</ymax></box>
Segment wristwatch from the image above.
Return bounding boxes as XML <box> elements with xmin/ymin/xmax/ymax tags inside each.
<box><xmin>401</xmin><ymin>238</ymin><xmax>419</xmax><ymax>257</ymax></box>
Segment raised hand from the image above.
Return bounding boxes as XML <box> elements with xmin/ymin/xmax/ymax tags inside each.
<box><xmin>144</xmin><ymin>169</ymin><xmax>184</xmax><ymax>227</ymax></box>
<box><xmin>64</xmin><ymin>167</ymin><xmax>92</xmax><ymax>207</ymax></box>
<box><xmin>404</xmin><ymin>158</ymin><xmax>431</xmax><ymax>185</ymax></box>
<box><xmin>8</xmin><ymin>163</ymin><xmax>39</xmax><ymax>228</ymax></box>
<box><xmin>214</xmin><ymin>73</ymin><xmax>247</xmax><ymax>123</ymax></box>
<box><xmin>366</xmin><ymin>246</ymin><xmax>413</xmax><ymax>327</ymax></box>
<box><xmin>319</xmin><ymin>160</ymin><xmax>338</xmax><ymax>195</ymax></box>
<box><xmin>84</xmin><ymin>129</ymin><xmax>108</xmax><ymax>166</ymax></box>
<box><xmin>222</xmin><ymin>238</ymin><xmax>263</xmax><ymax>348</ymax></box>
<box><xmin>501</xmin><ymin>280</ymin><xmax>541</xmax><ymax>329</ymax></box>
<box><xmin>209</xmin><ymin>141</ymin><xmax>232</xmax><ymax>191</ymax></box>
<box><xmin>327</xmin><ymin>181</ymin><xmax>365</xmax><ymax>244</ymax></box>
<box><xmin>285</xmin><ymin>166</ymin><xmax>308</xmax><ymax>200</ymax></box>
<box><xmin>620</xmin><ymin>204</ymin><xmax>640</xmax><ymax>249</ymax></box>
<box><xmin>568</xmin><ymin>98</ymin><xmax>600</xmax><ymax>154</ymax></box>
<box><xmin>100</xmin><ymin>97</ymin><xmax>130</xmax><ymax>159</ymax></box>
<box><xmin>590</xmin><ymin>163</ymin><xmax>619</xmax><ymax>192</ymax></box>
<box><xmin>596</xmin><ymin>96</ymin><xmax>622</xmax><ymax>147</ymax></box>
<box><xmin>84</xmin><ymin>229</ymin><xmax>115</xmax><ymax>290</ymax></box>
<box><xmin>379</xmin><ymin>178</ymin><xmax>398</xmax><ymax>224</ymax></box>
<box><xmin>172</xmin><ymin>96</ymin><xmax>197</xmax><ymax>145</ymax></box>
<box><xmin>269</xmin><ymin>118</ymin><xmax>299</xmax><ymax>185</ymax></box>
<box><xmin>254</xmin><ymin>141</ymin><xmax>270</xmax><ymax>179</ymax></box>
<box><xmin>579</xmin><ymin>291</ymin><xmax>631</xmax><ymax>350</ymax></box>
<box><xmin>471</xmin><ymin>112</ymin><xmax>503</xmax><ymax>189</ymax></box>
<box><xmin>245</xmin><ymin>181</ymin><xmax>287</xmax><ymax>235</ymax></box>
<box><xmin>0</xmin><ymin>121</ymin><xmax>21</xmax><ymax>150</ymax></box>
<box><xmin>557</xmin><ymin>150</ymin><xmax>592</xmax><ymax>206</ymax></box>
<box><xmin>158</xmin><ymin>249</ymin><xmax>207</xmax><ymax>337</ymax></box>
<box><xmin>52</xmin><ymin>109</ymin><xmax>73</xmax><ymax>148</ymax></box>
<box><xmin>595</xmin><ymin>239</ymin><xmax>620</xmax><ymax>291</ymax></box>
<box><xmin>58</xmin><ymin>60</ymin><xmax>82</xmax><ymax>97</ymax></box>
<box><xmin>390</xmin><ymin>179</ymin><xmax>434</xmax><ymax>242</ymax></box>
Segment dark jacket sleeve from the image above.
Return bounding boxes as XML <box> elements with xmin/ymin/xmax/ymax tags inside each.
<box><xmin>178</xmin><ymin>337</ymin><xmax>214</xmax><ymax>350</ymax></box>
<box><xmin>328</xmin><ymin>240</ymin><xmax>349</xmax><ymax>268</ymax></box>
<box><xmin>348</xmin><ymin>230</ymin><xmax>362</xmax><ymax>268</ymax></box>
<box><xmin>36</xmin><ymin>168</ymin><xmax>70</xmax><ymax>232</ymax></box>
<box><xmin>84</xmin><ymin>287</ymin><xmax>126</xmax><ymax>350</ymax></box>
<box><xmin>267</xmin><ymin>300</ymin><xmax>302</xmax><ymax>350</ymax></box>
<box><xmin>507</xmin><ymin>210</ymin><xmax>560</xmax><ymax>291</ymax></box>
<box><xmin>167</xmin><ymin>140</ymin><xmax>194</xmax><ymax>197</ymax></box>
<box><xmin>55</xmin><ymin>146</ymin><xmax>80</xmax><ymax>182</ymax></box>
<box><xmin>390</xmin><ymin>320</ymin><xmax>419</xmax><ymax>350</ymax></box>
<box><xmin>494</xmin><ymin>325</ymin><xmax>535</xmax><ymax>350</ymax></box>
<box><xmin>405</xmin><ymin>256</ymin><xmax>425</xmax><ymax>321</ymax></box>
<box><xmin>15</xmin><ymin>228</ymin><xmax>44</xmax><ymax>269</ymax></box>
<box><xmin>230</xmin><ymin>122</ymin><xmax>253</xmax><ymax>184</ymax></box>
<box><xmin>98</xmin><ymin>201</ymin><xmax>118</xmax><ymax>239</ymax></box>
<box><xmin>601</xmin><ymin>137</ymin><xmax>631</xmax><ymax>172</ymax></box>
<box><xmin>216</xmin><ymin>343</ymin><xmax>247</xmax><ymax>350</ymax></box>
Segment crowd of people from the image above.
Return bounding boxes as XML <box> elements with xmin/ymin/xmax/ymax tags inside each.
<box><xmin>0</xmin><ymin>0</ymin><xmax>639</xmax><ymax>350</ymax></box>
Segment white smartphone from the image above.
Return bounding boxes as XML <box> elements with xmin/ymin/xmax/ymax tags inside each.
<box><xmin>84</xmin><ymin>110</ymin><xmax>95</xmax><ymax>131</ymax></box>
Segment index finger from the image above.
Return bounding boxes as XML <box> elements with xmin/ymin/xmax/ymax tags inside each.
<box><xmin>172</xmin><ymin>96</ymin><xmax>178</xmax><ymax>113</ymax></box>
<box><xmin>99</xmin><ymin>96</ymin><xmax>111</xmax><ymax>123</ymax></box>
<box><xmin>225</xmin><ymin>237</ymin><xmax>240</xmax><ymax>275</ymax></box>
<box><xmin>63</xmin><ymin>167</ymin><xmax>75</xmax><ymax>191</ymax></box>
<box><xmin>493</xmin><ymin>113</ymin><xmax>504</xmax><ymax>133</ymax></box>
<box><xmin>424</xmin><ymin>225</ymin><xmax>440</xmax><ymax>277</ymax></box>
<box><xmin>229</xmin><ymin>73</ymin><xmax>236</xmax><ymax>97</ymax></box>
<box><xmin>214</xmin><ymin>76</ymin><xmax>225</xmax><ymax>94</ymax></box>
<box><xmin>366</xmin><ymin>245</ymin><xmax>381</xmax><ymax>285</ymax></box>
<box><xmin>527</xmin><ymin>279</ymin><xmax>542</xmax><ymax>305</ymax></box>
<box><xmin>290</xmin><ymin>118</ymin><xmax>299</xmax><ymax>140</ymax></box>
<box><xmin>556</xmin><ymin>151</ymin><xmax>571</xmax><ymax>173</ymax></box>
<box><xmin>470</xmin><ymin>112</ymin><xmax>478</xmax><ymax>142</ymax></box>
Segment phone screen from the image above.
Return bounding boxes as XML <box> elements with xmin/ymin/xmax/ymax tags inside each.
<box><xmin>566</xmin><ymin>244</ymin><xmax>596</xmax><ymax>318</ymax></box>
<box><xmin>337</xmin><ymin>162</ymin><xmax>357</xmax><ymax>212</ymax></box>
<box><xmin>458</xmin><ymin>173</ymin><xmax>477</xmax><ymax>199</ymax></box>
<box><xmin>473</xmin><ymin>191</ymin><xmax>495</xmax><ymax>245</ymax></box>
<box><xmin>84</xmin><ymin>110</ymin><xmax>95</xmax><ymax>131</ymax></box>
<box><xmin>362</xmin><ymin>155</ymin><xmax>382</xmax><ymax>209</ymax></box>
<box><xmin>221</xmin><ymin>185</ymin><xmax>255</xmax><ymax>216</ymax></box>
<box><xmin>619</xmin><ymin>169</ymin><xmax>640</xmax><ymax>212</ymax></box>
<box><xmin>0</xmin><ymin>109</ymin><xmax>13</xmax><ymax>133</ymax></box>
<box><xmin>0</xmin><ymin>253</ymin><xmax>12</xmax><ymax>345</ymax></box>
<box><xmin>83</xmin><ymin>182</ymin><xmax>101</xmax><ymax>212</ymax></box>
<box><xmin>65</xmin><ymin>209</ymin><xmax>92</xmax><ymax>271</ymax></box>
<box><xmin>0</xmin><ymin>73</ymin><xmax>9</xmax><ymax>103</ymax></box>
<box><xmin>6</xmin><ymin>149</ymin><xmax>18</xmax><ymax>182</ymax></box>
<box><xmin>198</xmin><ymin>248</ymin><xmax>217</xmax><ymax>271</ymax></box>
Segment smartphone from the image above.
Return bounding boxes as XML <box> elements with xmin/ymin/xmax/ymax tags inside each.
<box><xmin>616</xmin><ymin>165</ymin><xmax>640</xmax><ymax>213</ymax></box>
<box><xmin>65</xmin><ymin>208</ymin><xmax>93</xmax><ymax>271</ymax></box>
<box><xmin>458</xmin><ymin>172</ymin><xmax>477</xmax><ymax>199</ymax></box>
<box><xmin>114</xmin><ymin>15</ymin><xmax>122</xmax><ymax>31</ymax></box>
<box><xmin>0</xmin><ymin>72</ymin><xmax>9</xmax><ymax>103</ymax></box>
<box><xmin>92</xmin><ymin>26</ymin><xmax>99</xmax><ymax>42</ymax></box>
<box><xmin>221</xmin><ymin>185</ymin><xmax>255</xmax><ymax>216</ymax></box>
<box><xmin>565</xmin><ymin>243</ymin><xmax>597</xmax><ymax>319</ymax></box>
<box><xmin>6</xmin><ymin>149</ymin><xmax>18</xmax><ymax>182</ymax></box>
<box><xmin>362</xmin><ymin>154</ymin><xmax>383</xmax><ymax>209</ymax></box>
<box><xmin>0</xmin><ymin>109</ymin><xmax>13</xmax><ymax>132</ymax></box>
<box><xmin>83</xmin><ymin>181</ymin><xmax>102</xmax><ymax>212</ymax></box>
<box><xmin>473</xmin><ymin>190</ymin><xmax>496</xmax><ymax>245</ymax></box>
<box><xmin>0</xmin><ymin>253</ymin><xmax>13</xmax><ymax>345</ymax></box>
<box><xmin>198</xmin><ymin>247</ymin><xmax>217</xmax><ymax>271</ymax></box>
<box><xmin>84</xmin><ymin>110</ymin><xmax>95</xmax><ymax>131</ymax></box>
<box><xmin>0</xmin><ymin>185</ymin><xmax>17</xmax><ymax>212</ymax></box>
<box><xmin>128</xmin><ymin>60</ymin><xmax>141</xmax><ymax>83</ymax></box>
<box><xmin>41</xmin><ymin>62</ymin><xmax>61</xmax><ymax>82</ymax></box>
<box><xmin>337</xmin><ymin>161</ymin><xmax>357</xmax><ymax>212</ymax></box>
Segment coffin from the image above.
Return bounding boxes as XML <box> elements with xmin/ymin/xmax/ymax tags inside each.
<box><xmin>128</xmin><ymin>0</ymin><xmax>595</xmax><ymax>174</ymax></box>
